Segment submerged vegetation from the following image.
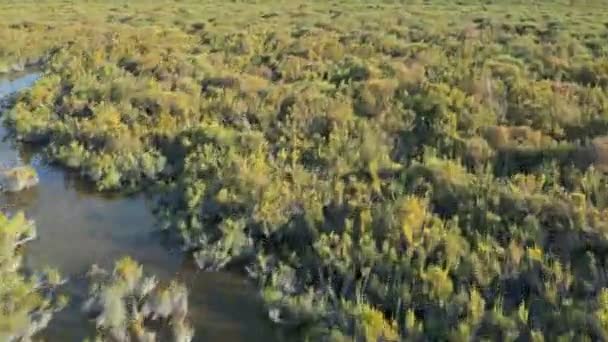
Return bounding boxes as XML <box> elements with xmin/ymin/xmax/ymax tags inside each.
<box><xmin>2</xmin><ymin>0</ymin><xmax>608</xmax><ymax>339</ymax></box>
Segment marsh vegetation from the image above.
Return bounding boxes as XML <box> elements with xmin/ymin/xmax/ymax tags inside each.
<box><xmin>2</xmin><ymin>0</ymin><xmax>608</xmax><ymax>340</ymax></box>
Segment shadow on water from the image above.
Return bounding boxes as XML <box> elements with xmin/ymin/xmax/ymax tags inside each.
<box><xmin>0</xmin><ymin>72</ymin><xmax>277</xmax><ymax>341</ymax></box>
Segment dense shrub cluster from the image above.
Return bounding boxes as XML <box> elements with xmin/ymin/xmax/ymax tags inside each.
<box><xmin>3</xmin><ymin>0</ymin><xmax>608</xmax><ymax>340</ymax></box>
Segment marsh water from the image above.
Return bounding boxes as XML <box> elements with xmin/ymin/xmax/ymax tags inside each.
<box><xmin>0</xmin><ymin>72</ymin><xmax>276</xmax><ymax>341</ymax></box>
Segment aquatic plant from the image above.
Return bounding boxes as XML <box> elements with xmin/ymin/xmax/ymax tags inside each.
<box><xmin>0</xmin><ymin>165</ymin><xmax>39</xmax><ymax>192</ymax></box>
<box><xmin>82</xmin><ymin>257</ymin><xmax>192</xmax><ymax>342</ymax></box>
<box><xmin>0</xmin><ymin>212</ymin><xmax>66</xmax><ymax>341</ymax></box>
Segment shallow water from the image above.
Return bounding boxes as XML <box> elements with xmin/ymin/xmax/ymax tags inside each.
<box><xmin>0</xmin><ymin>72</ymin><xmax>277</xmax><ymax>341</ymax></box>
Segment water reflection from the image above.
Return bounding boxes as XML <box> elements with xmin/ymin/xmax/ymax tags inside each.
<box><xmin>0</xmin><ymin>73</ymin><xmax>277</xmax><ymax>341</ymax></box>
<box><xmin>0</xmin><ymin>71</ymin><xmax>40</xmax><ymax>97</ymax></box>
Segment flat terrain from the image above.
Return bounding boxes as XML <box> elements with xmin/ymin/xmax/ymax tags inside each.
<box><xmin>2</xmin><ymin>0</ymin><xmax>608</xmax><ymax>340</ymax></box>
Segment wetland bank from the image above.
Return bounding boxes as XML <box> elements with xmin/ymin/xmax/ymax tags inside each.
<box><xmin>0</xmin><ymin>73</ymin><xmax>274</xmax><ymax>341</ymax></box>
<box><xmin>2</xmin><ymin>0</ymin><xmax>608</xmax><ymax>340</ymax></box>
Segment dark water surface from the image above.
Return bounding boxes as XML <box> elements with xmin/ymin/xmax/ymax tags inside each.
<box><xmin>0</xmin><ymin>72</ymin><xmax>276</xmax><ymax>341</ymax></box>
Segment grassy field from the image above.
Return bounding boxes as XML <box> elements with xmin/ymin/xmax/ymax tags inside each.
<box><xmin>2</xmin><ymin>0</ymin><xmax>608</xmax><ymax>340</ymax></box>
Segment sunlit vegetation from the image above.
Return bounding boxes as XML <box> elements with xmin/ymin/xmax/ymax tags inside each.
<box><xmin>2</xmin><ymin>0</ymin><xmax>608</xmax><ymax>339</ymax></box>
<box><xmin>83</xmin><ymin>257</ymin><xmax>192</xmax><ymax>342</ymax></box>
<box><xmin>0</xmin><ymin>212</ymin><xmax>66</xmax><ymax>341</ymax></box>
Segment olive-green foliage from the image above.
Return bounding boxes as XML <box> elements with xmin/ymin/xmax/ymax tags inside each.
<box><xmin>3</xmin><ymin>0</ymin><xmax>608</xmax><ymax>340</ymax></box>
<box><xmin>0</xmin><ymin>212</ymin><xmax>66</xmax><ymax>341</ymax></box>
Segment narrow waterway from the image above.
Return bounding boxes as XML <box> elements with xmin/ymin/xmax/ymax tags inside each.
<box><xmin>0</xmin><ymin>72</ymin><xmax>277</xmax><ymax>341</ymax></box>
